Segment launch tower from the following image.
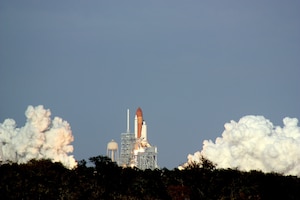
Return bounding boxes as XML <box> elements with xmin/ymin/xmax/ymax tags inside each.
<box><xmin>119</xmin><ymin>107</ymin><xmax>158</xmax><ymax>170</ymax></box>
<box><xmin>119</xmin><ymin>109</ymin><xmax>135</xmax><ymax>167</ymax></box>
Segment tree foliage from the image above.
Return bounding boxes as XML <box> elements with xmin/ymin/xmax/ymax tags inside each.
<box><xmin>1</xmin><ymin>156</ymin><xmax>300</xmax><ymax>199</ymax></box>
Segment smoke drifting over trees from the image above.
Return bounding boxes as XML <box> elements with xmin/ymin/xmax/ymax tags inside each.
<box><xmin>186</xmin><ymin>115</ymin><xmax>300</xmax><ymax>176</ymax></box>
<box><xmin>0</xmin><ymin>105</ymin><xmax>76</xmax><ymax>169</ymax></box>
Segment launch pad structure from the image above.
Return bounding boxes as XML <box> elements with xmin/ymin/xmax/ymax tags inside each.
<box><xmin>135</xmin><ymin>146</ymin><xmax>158</xmax><ymax>170</ymax></box>
<box><xmin>120</xmin><ymin>132</ymin><xmax>135</xmax><ymax>167</ymax></box>
<box><xmin>119</xmin><ymin>108</ymin><xmax>158</xmax><ymax>170</ymax></box>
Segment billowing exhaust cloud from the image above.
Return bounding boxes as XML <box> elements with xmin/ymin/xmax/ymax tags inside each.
<box><xmin>185</xmin><ymin>115</ymin><xmax>300</xmax><ymax>176</ymax></box>
<box><xmin>0</xmin><ymin>105</ymin><xmax>77</xmax><ymax>169</ymax></box>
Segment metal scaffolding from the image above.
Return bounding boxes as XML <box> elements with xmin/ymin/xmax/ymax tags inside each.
<box><xmin>136</xmin><ymin>146</ymin><xmax>158</xmax><ymax>170</ymax></box>
<box><xmin>119</xmin><ymin>132</ymin><xmax>135</xmax><ymax>167</ymax></box>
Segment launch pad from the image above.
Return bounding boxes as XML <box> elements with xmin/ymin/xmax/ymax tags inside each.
<box><xmin>118</xmin><ymin>108</ymin><xmax>158</xmax><ymax>170</ymax></box>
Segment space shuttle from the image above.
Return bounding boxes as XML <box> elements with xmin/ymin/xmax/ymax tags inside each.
<box><xmin>134</xmin><ymin>107</ymin><xmax>149</xmax><ymax>147</ymax></box>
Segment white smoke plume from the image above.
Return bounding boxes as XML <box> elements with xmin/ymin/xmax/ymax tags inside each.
<box><xmin>184</xmin><ymin>115</ymin><xmax>300</xmax><ymax>176</ymax></box>
<box><xmin>0</xmin><ymin>105</ymin><xmax>77</xmax><ymax>169</ymax></box>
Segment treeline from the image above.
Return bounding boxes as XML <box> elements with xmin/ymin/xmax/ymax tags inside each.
<box><xmin>1</xmin><ymin>156</ymin><xmax>300</xmax><ymax>200</ymax></box>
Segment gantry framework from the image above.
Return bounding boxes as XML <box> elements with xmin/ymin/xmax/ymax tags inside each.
<box><xmin>136</xmin><ymin>146</ymin><xmax>158</xmax><ymax>170</ymax></box>
<box><xmin>119</xmin><ymin>132</ymin><xmax>135</xmax><ymax>167</ymax></box>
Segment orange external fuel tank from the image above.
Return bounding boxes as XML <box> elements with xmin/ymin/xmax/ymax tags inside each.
<box><xmin>136</xmin><ymin>107</ymin><xmax>143</xmax><ymax>138</ymax></box>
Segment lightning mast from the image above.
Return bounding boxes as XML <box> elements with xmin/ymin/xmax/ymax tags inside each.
<box><xmin>126</xmin><ymin>109</ymin><xmax>130</xmax><ymax>133</ymax></box>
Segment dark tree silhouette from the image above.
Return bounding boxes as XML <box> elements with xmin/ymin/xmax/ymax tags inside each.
<box><xmin>1</xmin><ymin>155</ymin><xmax>300</xmax><ymax>199</ymax></box>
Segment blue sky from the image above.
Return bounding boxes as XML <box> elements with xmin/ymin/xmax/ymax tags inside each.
<box><xmin>1</xmin><ymin>1</ymin><xmax>299</xmax><ymax>168</ymax></box>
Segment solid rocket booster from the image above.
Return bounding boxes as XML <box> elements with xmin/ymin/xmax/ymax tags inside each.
<box><xmin>134</xmin><ymin>115</ymin><xmax>138</xmax><ymax>138</ymax></box>
<box><xmin>141</xmin><ymin>121</ymin><xmax>147</xmax><ymax>140</ymax></box>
